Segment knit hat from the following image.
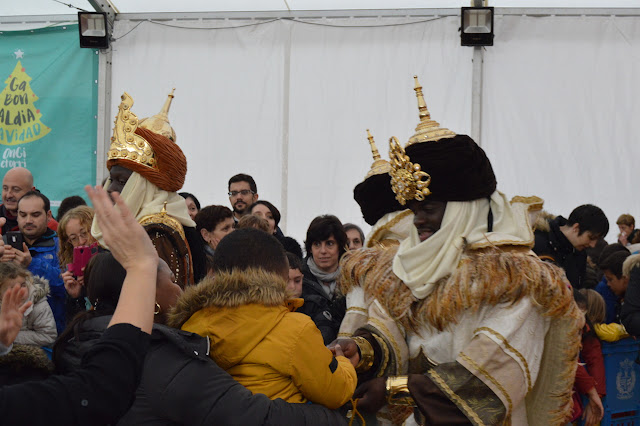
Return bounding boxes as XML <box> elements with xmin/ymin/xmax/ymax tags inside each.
<box><xmin>389</xmin><ymin>77</ymin><xmax>496</xmax><ymax>205</ymax></box>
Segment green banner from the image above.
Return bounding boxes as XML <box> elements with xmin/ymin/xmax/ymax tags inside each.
<box><xmin>0</xmin><ymin>24</ymin><xmax>98</xmax><ymax>215</ymax></box>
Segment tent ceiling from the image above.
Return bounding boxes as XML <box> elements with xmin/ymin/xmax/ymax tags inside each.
<box><xmin>3</xmin><ymin>0</ymin><xmax>639</xmax><ymax>17</ymax></box>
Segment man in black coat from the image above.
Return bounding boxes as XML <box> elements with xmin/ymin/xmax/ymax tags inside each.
<box><xmin>533</xmin><ymin>204</ymin><xmax>609</xmax><ymax>289</ymax></box>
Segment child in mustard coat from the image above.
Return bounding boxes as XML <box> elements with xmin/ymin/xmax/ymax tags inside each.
<box><xmin>169</xmin><ymin>228</ymin><xmax>356</xmax><ymax>409</ymax></box>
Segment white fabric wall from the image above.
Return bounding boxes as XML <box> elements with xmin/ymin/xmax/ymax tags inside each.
<box><xmin>483</xmin><ymin>16</ymin><xmax>640</xmax><ymax>241</ymax></box>
<box><xmin>111</xmin><ymin>17</ymin><xmax>471</xmax><ymax>244</ymax></box>
<box><xmin>110</xmin><ymin>14</ymin><xmax>640</xmax><ymax>246</ymax></box>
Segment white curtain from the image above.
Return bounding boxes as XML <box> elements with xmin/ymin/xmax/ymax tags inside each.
<box><xmin>111</xmin><ymin>17</ymin><xmax>471</xmax><ymax>244</ymax></box>
<box><xmin>483</xmin><ymin>16</ymin><xmax>640</xmax><ymax>240</ymax></box>
<box><xmin>110</xmin><ymin>14</ymin><xmax>640</xmax><ymax>247</ymax></box>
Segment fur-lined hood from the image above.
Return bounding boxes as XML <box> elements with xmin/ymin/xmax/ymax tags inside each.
<box><xmin>29</xmin><ymin>276</ymin><xmax>50</xmax><ymax>303</ymax></box>
<box><xmin>168</xmin><ymin>268</ymin><xmax>288</xmax><ymax>329</ymax></box>
<box><xmin>533</xmin><ymin>210</ymin><xmax>556</xmax><ymax>232</ymax></box>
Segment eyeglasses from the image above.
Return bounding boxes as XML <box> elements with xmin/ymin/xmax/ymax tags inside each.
<box><xmin>228</xmin><ymin>190</ymin><xmax>254</xmax><ymax>197</ymax></box>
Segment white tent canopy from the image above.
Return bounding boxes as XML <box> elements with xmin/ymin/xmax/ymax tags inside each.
<box><xmin>1</xmin><ymin>3</ymin><xmax>639</xmax><ymax>246</ymax></box>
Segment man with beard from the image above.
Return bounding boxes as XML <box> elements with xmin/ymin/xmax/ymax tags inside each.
<box><xmin>2</xmin><ymin>191</ymin><xmax>65</xmax><ymax>334</ymax></box>
<box><xmin>228</xmin><ymin>173</ymin><xmax>258</xmax><ymax>224</ymax></box>
<box><xmin>333</xmin><ymin>77</ymin><xmax>584</xmax><ymax>425</ymax></box>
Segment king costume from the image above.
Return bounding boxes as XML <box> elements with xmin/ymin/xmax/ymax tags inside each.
<box><xmin>91</xmin><ymin>91</ymin><xmax>206</xmax><ymax>287</ymax></box>
<box><xmin>339</xmin><ymin>77</ymin><xmax>583</xmax><ymax>425</ymax></box>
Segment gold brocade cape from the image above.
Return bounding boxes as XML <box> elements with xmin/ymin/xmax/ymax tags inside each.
<box><xmin>339</xmin><ymin>245</ymin><xmax>584</xmax><ymax>425</ymax></box>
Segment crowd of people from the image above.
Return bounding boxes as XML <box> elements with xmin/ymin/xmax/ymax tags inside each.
<box><xmin>0</xmin><ymin>80</ymin><xmax>639</xmax><ymax>426</ymax></box>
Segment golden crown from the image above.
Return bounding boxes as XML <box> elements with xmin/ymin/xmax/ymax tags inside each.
<box><xmin>364</xmin><ymin>129</ymin><xmax>392</xmax><ymax>179</ymax></box>
<box><xmin>388</xmin><ymin>136</ymin><xmax>431</xmax><ymax>205</ymax></box>
<box><xmin>139</xmin><ymin>88</ymin><xmax>177</xmax><ymax>142</ymax></box>
<box><xmin>108</xmin><ymin>92</ymin><xmax>157</xmax><ymax>170</ymax></box>
<box><xmin>406</xmin><ymin>76</ymin><xmax>456</xmax><ymax>147</ymax></box>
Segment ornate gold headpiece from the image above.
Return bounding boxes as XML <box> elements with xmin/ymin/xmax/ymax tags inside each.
<box><xmin>406</xmin><ymin>76</ymin><xmax>456</xmax><ymax>147</ymax></box>
<box><xmin>388</xmin><ymin>136</ymin><xmax>431</xmax><ymax>205</ymax></box>
<box><xmin>364</xmin><ymin>129</ymin><xmax>392</xmax><ymax>179</ymax></box>
<box><xmin>108</xmin><ymin>92</ymin><xmax>157</xmax><ymax>170</ymax></box>
<box><xmin>139</xmin><ymin>88</ymin><xmax>177</xmax><ymax>142</ymax></box>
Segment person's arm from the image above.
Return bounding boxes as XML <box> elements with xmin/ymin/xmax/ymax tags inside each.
<box><xmin>0</xmin><ymin>323</ymin><xmax>150</xmax><ymax>425</ymax></box>
<box><xmin>290</xmin><ymin>320</ymin><xmax>357</xmax><ymax>409</ymax></box>
<box><xmin>581</xmin><ymin>335</ymin><xmax>606</xmax><ymax>396</ymax></box>
<box><xmin>125</xmin><ymin>335</ymin><xmax>347</xmax><ymax>426</ymax></box>
<box><xmin>86</xmin><ymin>185</ymin><xmax>158</xmax><ymax>333</ymax></box>
<box><xmin>13</xmin><ymin>299</ymin><xmax>57</xmax><ymax>347</ymax></box>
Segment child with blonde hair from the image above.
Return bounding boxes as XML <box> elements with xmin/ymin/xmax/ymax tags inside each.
<box><xmin>0</xmin><ymin>262</ymin><xmax>56</xmax><ymax>347</ymax></box>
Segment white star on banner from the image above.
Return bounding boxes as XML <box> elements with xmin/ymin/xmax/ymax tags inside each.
<box><xmin>14</xmin><ymin>49</ymin><xmax>24</xmax><ymax>59</ymax></box>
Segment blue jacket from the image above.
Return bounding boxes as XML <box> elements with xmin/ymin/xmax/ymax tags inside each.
<box><xmin>27</xmin><ymin>229</ymin><xmax>65</xmax><ymax>334</ymax></box>
<box><xmin>595</xmin><ymin>278</ymin><xmax>620</xmax><ymax>324</ymax></box>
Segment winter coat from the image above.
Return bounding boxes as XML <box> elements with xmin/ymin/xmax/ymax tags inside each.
<box><xmin>0</xmin><ymin>323</ymin><xmax>150</xmax><ymax>426</ymax></box>
<box><xmin>55</xmin><ymin>315</ymin><xmax>348</xmax><ymax>425</ymax></box>
<box><xmin>0</xmin><ymin>344</ymin><xmax>54</xmax><ymax>385</ymax></box>
<box><xmin>622</xmin><ymin>254</ymin><xmax>640</xmax><ymax>336</ymax></box>
<box><xmin>296</xmin><ymin>264</ymin><xmax>346</xmax><ymax>345</ymax></box>
<box><xmin>14</xmin><ymin>228</ymin><xmax>66</xmax><ymax>334</ymax></box>
<box><xmin>171</xmin><ymin>268</ymin><xmax>357</xmax><ymax>410</ymax></box>
<box><xmin>13</xmin><ymin>276</ymin><xmax>57</xmax><ymax>347</ymax></box>
<box><xmin>533</xmin><ymin>215</ymin><xmax>587</xmax><ymax>289</ymax></box>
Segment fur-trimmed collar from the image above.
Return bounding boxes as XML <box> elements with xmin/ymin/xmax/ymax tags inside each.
<box><xmin>533</xmin><ymin>210</ymin><xmax>556</xmax><ymax>232</ymax></box>
<box><xmin>168</xmin><ymin>268</ymin><xmax>287</xmax><ymax>329</ymax></box>
<box><xmin>623</xmin><ymin>253</ymin><xmax>640</xmax><ymax>277</ymax></box>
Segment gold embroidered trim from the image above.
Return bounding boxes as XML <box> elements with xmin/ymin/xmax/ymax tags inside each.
<box><xmin>427</xmin><ymin>369</ymin><xmax>485</xmax><ymax>426</ymax></box>
<box><xmin>371</xmin><ymin>332</ymin><xmax>390</xmax><ymax>376</ymax></box>
<box><xmin>459</xmin><ymin>351</ymin><xmax>513</xmax><ymax>419</ymax></box>
<box><xmin>139</xmin><ymin>212</ymin><xmax>186</xmax><ymax>242</ymax></box>
<box><xmin>347</xmin><ymin>306</ymin><xmax>368</xmax><ymax>314</ymax></box>
<box><xmin>337</xmin><ymin>332</ymin><xmax>352</xmax><ymax>338</ymax></box>
<box><xmin>366</xmin><ymin>209</ymin><xmax>413</xmax><ymax>248</ymax></box>
<box><xmin>474</xmin><ymin>327</ymin><xmax>532</xmax><ymax>392</ymax></box>
<box><xmin>370</xmin><ymin>317</ymin><xmax>403</xmax><ymax>371</ymax></box>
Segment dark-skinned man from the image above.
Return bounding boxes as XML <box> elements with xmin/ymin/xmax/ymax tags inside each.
<box><xmin>91</xmin><ymin>90</ymin><xmax>205</xmax><ymax>287</ymax></box>
<box><xmin>332</xmin><ymin>77</ymin><xmax>584</xmax><ymax>425</ymax></box>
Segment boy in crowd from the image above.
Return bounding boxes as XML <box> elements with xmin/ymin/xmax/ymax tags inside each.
<box><xmin>170</xmin><ymin>229</ymin><xmax>356</xmax><ymax>410</ymax></box>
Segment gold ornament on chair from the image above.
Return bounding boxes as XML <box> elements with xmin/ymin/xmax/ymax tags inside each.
<box><xmin>388</xmin><ymin>136</ymin><xmax>431</xmax><ymax>205</ymax></box>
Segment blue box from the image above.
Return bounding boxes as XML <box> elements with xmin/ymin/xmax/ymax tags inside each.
<box><xmin>595</xmin><ymin>338</ymin><xmax>640</xmax><ymax>424</ymax></box>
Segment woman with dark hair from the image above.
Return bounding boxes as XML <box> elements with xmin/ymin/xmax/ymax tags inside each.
<box><xmin>179</xmin><ymin>192</ymin><xmax>201</xmax><ymax>221</ymax></box>
<box><xmin>297</xmin><ymin>215</ymin><xmax>347</xmax><ymax>344</ymax></box>
<box><xmin>195</xmin><ymin>205</ymin><xmax>234</xmax><ymax>270</ymax></box>
<box><xmin>249</xmin><ymin>200</ymin><xmax>281</xmax><ymax>236</ymax></box>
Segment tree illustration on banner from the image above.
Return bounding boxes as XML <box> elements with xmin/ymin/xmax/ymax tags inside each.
<box><xmin>0</xmin><ymin>60</ymin><xmax>51</xmax><ymax>146</ymax></box>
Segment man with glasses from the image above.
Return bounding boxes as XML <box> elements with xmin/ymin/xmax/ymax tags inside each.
<box><xmin>228</xmin><ymin>174</ymin><xmax>259</xmax><ymax>224</ymax></box>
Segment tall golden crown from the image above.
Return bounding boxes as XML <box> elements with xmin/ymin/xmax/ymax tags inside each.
<box><xmin>108</xmin><ymin>92</ymin><xmax>157</xmax><ymax>169</ymax></box>
<box><xmin>364</xmin><ymin>129</ymin><xmax>392</xmax><ymax>179</ymax></box>
<box><xmin>406</xmin><ymin>76</ymin><xmax>456</xmax><ymax>147</ymax></box>
<box><xmin>139</xmin><ymin>88</ymin><xmax>177</xmax><ymax>142</ymax></box>
<box><xmin>388</xmin><ymin>136</ymin><xmax>431</xmax><ymax>205</ymax></box>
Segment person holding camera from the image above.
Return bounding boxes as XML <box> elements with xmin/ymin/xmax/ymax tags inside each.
<box><xmin>1</xmin><ymin>191</ymin><xmax>65</xmax><ymax>335</ymax></box>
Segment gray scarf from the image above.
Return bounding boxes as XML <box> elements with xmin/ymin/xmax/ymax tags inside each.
<box><xmin>307</xmin><ymin>257</ymin><xmax>340</xmax><ymax>298</ymax></box>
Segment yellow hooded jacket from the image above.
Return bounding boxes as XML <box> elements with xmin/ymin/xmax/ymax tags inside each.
<box><xmin>169</xmin><ymin>268</ymin><xmax>357</xmax><ymax>409</ymax></box>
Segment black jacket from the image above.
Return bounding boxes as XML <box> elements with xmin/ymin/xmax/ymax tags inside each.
<box><xmin>0</xmin><ymin>323</ymin><xmax>149</xmax><ymax>426</ymax></box>
<box><xmin>297</xmin><ymin>264</ymin><xmax>346</xmax><ymax>345</ymax></box>
<box><xmin>622</xmin><ymin>255</ymin><xmax>640</xmax><ymax>336</ymax></box>
<box><xmin>533</xmin><ymin>216</ymin><xmax>587</xmax><ymax>289</ymax></box>
<box><xmin>56</xmin><ymin>316</ymin><xmax>347</xmax><ymax>426</ymax></box>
